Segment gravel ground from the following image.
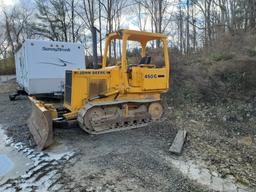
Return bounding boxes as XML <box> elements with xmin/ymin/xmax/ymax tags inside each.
<box><xmin>1</xmin><ymin>79</ymin><xmax>255</xmax><ymax>191</ymax></box>
<box><xmin>53</xmin><ymin>121</ymin><xmax>210</xmax><ymax>192</ymax></box>
<box><xmin>0</xmin><ymin>79</ymin><xmax>210</xmax><ymax>192</ymax></box>
<box><xmin>170</xmin><ymin>102</ymin><xmax>256</xmax><ymax>189</ymax></box>
<box><xmin>0</xmin><ymin>80</ymin><xmax>35</xmax><ymax>147</ymax></box>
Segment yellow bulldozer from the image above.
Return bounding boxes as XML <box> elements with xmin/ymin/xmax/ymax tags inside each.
<box><xmin>28</xmin><ymin>29</ymin><xmax>170</xmax><ymax>150</ymax></box>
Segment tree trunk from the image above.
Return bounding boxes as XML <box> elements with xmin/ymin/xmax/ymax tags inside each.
<box><xmin>186</xmin><ymin>0</ymin><xmax>190</xmax><ymax>54</ymax></box>
<box><xmin>192</xmin><ymin>4</ymin><xmax>196</xmax><ymax>51</ymax></box>
<box><xmin>71</xmin><ymin>0</ymin><xmax>75</xmax><ymax>42</ymax></box>
<box><xmin>98</xmin><ymin>0</ymin><xmax>103</xmax><ymax>58</ymax></box>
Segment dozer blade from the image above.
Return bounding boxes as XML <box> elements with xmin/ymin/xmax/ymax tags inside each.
<box><xmin>27</xmin><ymin>97</ymin><xmax>54</xmax><ymax>150</ymax></box>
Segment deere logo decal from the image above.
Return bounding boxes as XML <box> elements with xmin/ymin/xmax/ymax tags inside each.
<box><xmin>78</xmin><ymin>71</ymin><xmax>110</xmax><ymax>75</ymax></box>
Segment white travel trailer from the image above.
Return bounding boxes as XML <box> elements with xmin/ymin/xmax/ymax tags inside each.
<box><xmin>14</xmin><ymin>39</ymin><xmax>85</xmax><ymax>98</ymax></box>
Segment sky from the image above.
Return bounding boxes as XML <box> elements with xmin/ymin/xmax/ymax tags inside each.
<box><xmin>0</xmin><ymin>0</ymin><xmax>16</xmax><ymax>7</ymax></box>
<box><xmin>0</xmin><ymin>0</ymin><xmax>19</xmax><ymax>15</ymax></box>
<box><xmin>0</xmin><ymin>0</ymin><xmax>185</xmax><ymax>49</ymax></box>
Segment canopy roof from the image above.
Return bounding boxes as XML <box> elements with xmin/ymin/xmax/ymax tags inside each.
<box><xmin>107</xmin><ymin>29</ymin><xmax>167</xmax><ymax>43</ymax></box>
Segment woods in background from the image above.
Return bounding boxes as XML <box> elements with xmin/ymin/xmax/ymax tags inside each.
<box><xmin>0</xmin><ymin>0</ymin><xmax>256</xmax><ymax>58</ymax></box>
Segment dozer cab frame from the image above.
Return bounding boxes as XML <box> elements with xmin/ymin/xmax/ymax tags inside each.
<box><xmin>28</xmin><ymin>29</ymin><xmax>170</xmax><ymax>150</ymax></box>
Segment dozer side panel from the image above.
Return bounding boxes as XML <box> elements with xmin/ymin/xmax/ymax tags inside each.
<box><xmin>129</xmin><ymin>67</ymin><xmax>142</xmax><ymax>87</ymax></box>
<box><xmin>141</xmin><ymin>68</ymin><xmax>168</xmax><ymax>90</ymax></box>
<box><xmin>129</xmin><ymin>67</ymin><xmax>168</xmax><ymax>91</ymax></box>
<box><xmin>89</xmin><ymin>79</ymin><xmax>107</xmax><ymax>98</ymax></box>
<box><xmin>64</xmin><ymin>67</ymin><xmax>120</xmax><ymax>112</ymax></box>
<box><xmin>64</xmin><ymin>71</ymin><xmax>88</xmax><ymax>111</ymax></box>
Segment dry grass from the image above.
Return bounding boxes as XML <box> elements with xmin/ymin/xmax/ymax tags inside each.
<box><xmin>169</xmin><ymin>32</ymin><xmax>256</xmax><ymax>105</ymax></box>
<box><xmin>0</xmin><ymin>57</ymin><xmax>15</xmax><ymax>75</ymax></box>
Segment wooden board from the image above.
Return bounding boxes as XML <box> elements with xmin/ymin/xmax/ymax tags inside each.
<box><xmin>169</xmin><ymin>130</ymin><xmax>187</xmax><ymax>155</ymax></box>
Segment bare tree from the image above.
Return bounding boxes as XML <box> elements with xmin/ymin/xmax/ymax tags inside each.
<box><xmin>134</xmin><ymin>2</ymin><xmax>148</xmax><ymax>31</ymax></box>
<box><xmin>136</xmin><ymin>0</ymin><xmax>173</xmax><ymax>47</ymax></box>
<box><xmin>100</xmin><ymin>0</ymin><xmax>128</xmax><ymax>58</ymax></box>
<box><xmin>33</xmin><ymin>0</ymin><xmax>82</xmax><ymax>42</ymax></box>
<box><xmin>1</xmin><ymin>2</ymin><xmax>33</xmax><ymax>56</ymax></box>
<box><xmin>186</xmin><ymin>0</ymin><xmax>190</xmax><ymax>54</ymax></box>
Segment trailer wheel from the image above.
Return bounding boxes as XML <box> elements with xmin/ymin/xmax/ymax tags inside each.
<box><xmin>9</xmin><ymin>94</ymin><xmax>16</xmax><ymax>101</ymax></box>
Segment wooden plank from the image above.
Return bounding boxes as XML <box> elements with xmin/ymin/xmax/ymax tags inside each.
<box><xmin>169</xmin><ymin>130</ymin><xmax>187</xmax><ymax>155</ymax></box>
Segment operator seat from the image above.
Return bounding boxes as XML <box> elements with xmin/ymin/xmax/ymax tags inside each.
<box><xmin>139</xmin><ymin>56</ymin><xmax>151</xmax><ymax>64</ymax></box>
